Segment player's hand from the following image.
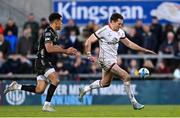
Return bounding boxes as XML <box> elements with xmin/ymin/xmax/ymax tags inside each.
<box><xmin>88</xmin><ymin>56</ymin><xmax>96</xmax><ymax>63</ymax></box>
<box><xmin>144</xmin><ymin>49</ymin><xmax>157</xmax><ymax>55</ymax></box>
<box><xmin>75</xmin><ymin>51</ymin><xmax>81</xmax><ymax>57</ymax></box>
<box><xmin>66</xmin><ymin>47</ymin><xmax>77</xmax><ymax>55</ymax></box>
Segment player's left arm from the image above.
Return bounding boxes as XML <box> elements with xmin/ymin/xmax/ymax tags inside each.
<box><xmin>120</xmin><ymin>37</ymin><xmax>157</xmax><ymax>54</ymax></box>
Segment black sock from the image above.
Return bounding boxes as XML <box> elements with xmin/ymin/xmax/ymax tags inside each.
<box><xmin>21</xmin><ymin>85</ymin><xmax>36</xmax><ymax>93</ymax></box>
<box><xmin>46</xmin><ymin>84</ymin><xmax>57</xmax><ymax>102</ymax></box>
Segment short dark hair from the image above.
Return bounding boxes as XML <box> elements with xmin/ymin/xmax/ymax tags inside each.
<box><xmin>48</xmin><ymin>13</ymin><xmax>62</xmax><ymax>23</ymax></box>
<box><xmin>110</xmin><ymin>13</ymin><xmax>123</xmax><ymax>22</ymax></box>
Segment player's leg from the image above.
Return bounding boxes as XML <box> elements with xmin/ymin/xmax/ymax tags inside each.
<box><xmin>21</xmin><ymin>75</ymin><xmax>48</xmax><ymax>93</ymax></box>
<box><xmin>110</xmin><ymin>64</ymin><xmax>137</xmax><ymax>103</ymax></box>
<box><xmin>35</xmin><ymin>77</ymin><xmax>48</xmax><ymax>93</ymax></box>
<box><xmin>42</xmin><ymin>68</ymin><xmax>59</xmax><ymax>112</ymax></box>
<box><xmin>84</xmin><ymin>70</ymin><xmax>113</xmax><ymax>92</ymax></box>
<box><xmin>4</xmin><ymin>75</ymin><xmax>48</xmax><ymax>94</ymax></box>
<box><xmin>79</xmin><ymin>69</ymin><xmax>113</xmax><ymax>102</ymax></box>
<box><xmin>110</xmin><ymin>64</ymin><xmax>144</xmax><ymax>110</ymax></box>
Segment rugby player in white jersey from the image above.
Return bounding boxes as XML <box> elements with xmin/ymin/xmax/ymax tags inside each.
<box><xmin>79</xmin><ymin>13</ymin><xmax>156</xmax><ymax>110</ymax></box>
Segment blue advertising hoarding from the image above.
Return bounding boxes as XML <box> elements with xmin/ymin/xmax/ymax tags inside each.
<box><xmin>53</xmin><ymin>0</ymin><xmax>180</xmax><ymax>24</ymax></box>
<box><xmin>1</xmin><ymin>80</ymin><xmax>180</xmax><ymax>105</ymax></box>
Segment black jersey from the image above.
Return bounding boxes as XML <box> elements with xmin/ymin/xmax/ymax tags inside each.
<box><xmin>37</xmin><ymin>26</ymin><xmax>58</xmax><ymax>64</ymax></box>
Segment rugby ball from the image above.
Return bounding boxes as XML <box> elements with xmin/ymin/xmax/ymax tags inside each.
<box><xmin>138</xmin><ymin>68</ymin><xmax>150</xmax><ymax>78</ymax></box>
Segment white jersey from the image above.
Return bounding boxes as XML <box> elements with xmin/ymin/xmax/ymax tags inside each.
<box><xmin>94</xmin><ymin>25</ymin><xmax>126</xmax><ymax>71</ymax></box>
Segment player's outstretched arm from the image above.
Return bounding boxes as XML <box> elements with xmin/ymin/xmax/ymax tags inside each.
<box><xmin>45</xmin><ymin>41</ymin><xmax>77</xmax><ymax>55</ymax></box>
<box><xmin>120</xmin><ymin>38</ymin><xmax>157</xmax><ymax>55</ymax></box>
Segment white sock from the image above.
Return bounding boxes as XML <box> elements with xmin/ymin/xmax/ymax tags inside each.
<box><xmin>84</xmin><ymin>86</ymin><xmax>91</xmax><ymax>92</ymax></box>
<box><xmin>16</xmin><ymin>84</ymin><xmax>22</xmax><ymax>90</ymax></box>
<box><xmin>124</xmin><ymin>81</ymin><xmax>137</xmax><ymax>104</ymax></box>
<box><xmin>84</xmin><ymin>80</ymin><xmax>102</xmax><ymax>92</ymax></box>
<box><xmin>44</xmin><ymin>101</ymin><xmax>50</xmax><ymax>106</ymax></box>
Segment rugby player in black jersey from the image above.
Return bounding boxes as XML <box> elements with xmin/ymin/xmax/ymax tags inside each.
<box><xmin>4</xmin><ymin>13</ymin><xmax>78</xmax><ymax>112</ymax></box>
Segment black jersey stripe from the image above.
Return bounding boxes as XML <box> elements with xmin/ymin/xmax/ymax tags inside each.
<box><xmin>120</xmin><ymin>36</ymin><xmax>126</xmax><ymax>39</ymax></box>
<box><xmin>94</xmin><ymin>32</ymin><xmax>100</xmax><ymax>40</ymax></box>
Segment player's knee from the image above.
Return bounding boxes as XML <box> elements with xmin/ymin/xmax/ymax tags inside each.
<box><xmin>49</xmin><ymin>73</ymin><xmax>60</xmax><ymax>85</ymax></box>
<box><xmin>51</xmin><ymin>78</ymin><xmax>60</xmax><ymax>85</ymax></box>
<box><xmin>55</xmin><ymin>79</ymin><xmax>60</xmax><ymax>85</ymax></box>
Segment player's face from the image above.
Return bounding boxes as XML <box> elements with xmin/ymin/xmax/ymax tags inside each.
<box><xmin>113</xmin><ymin>19</ymin><xmax>123</xmax><ymax>31</ymax></box>
<box><xmin>55</xmin><ymin>18</ymin><xmax>62</xmax><ymax>30</ymax></box>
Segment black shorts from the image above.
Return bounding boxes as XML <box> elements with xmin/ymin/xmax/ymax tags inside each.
<box><xmin>35</xmin><ymin>58</ymin><xmax>54</xmax><ymax>76</ymax></box>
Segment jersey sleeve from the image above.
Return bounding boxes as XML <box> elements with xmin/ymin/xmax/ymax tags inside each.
<box><xmin>44</xmin><ymin>31</ymin><xmax>53</xmax><ymax>43</ymax></box>
<box><xmin>119</xmin><ymin>30</ymin><xmax>126</xmax><ymax>39</ymax></box>
<box><xmin>94</xmin><ymin>27</ymin><xmax>106</xmax><ymax>40</ymax></box>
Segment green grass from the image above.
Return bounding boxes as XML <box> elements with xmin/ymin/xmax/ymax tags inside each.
<box><xmin>0</xmin><ymin>105</ymin><xmax>180</xmax><ymax>117</ymax></box>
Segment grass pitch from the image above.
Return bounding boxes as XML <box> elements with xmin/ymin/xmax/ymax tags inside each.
<box><xmin>0</xmin><ymin>105</ymin><xmax>180</xmax><ymax>117</ymax></box>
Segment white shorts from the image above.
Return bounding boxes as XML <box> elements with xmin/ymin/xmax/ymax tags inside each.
<box><xmin>37</xmin><ymin>75</ymin><xmax>48</xmax><ymax>82</ymax></box>
<box><xmin>44</xmin><ymin>68</ymin><xmax>55</xmax><ymax>78</ymax></box>
<box><xmin>98</xmin><ymin>59</ymin><xmax>117</xmax><ymax>72</ymax></box>
<box><xmin>37</xmin><ymin>68</ymin><xmax>55</xmax><ymax>82</ymax></box>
